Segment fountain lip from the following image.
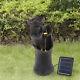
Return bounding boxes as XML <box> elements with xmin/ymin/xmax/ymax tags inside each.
<box><xmin>27</xmin><ymin>15</ymin><xmax>46</xmax><ymax>26</ymax></box>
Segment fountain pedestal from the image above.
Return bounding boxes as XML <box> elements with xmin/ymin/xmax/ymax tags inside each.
<box><xmin>34</xmin><ymin>49</ymin><xmax>53</xmax><ymax>75</ymax></box>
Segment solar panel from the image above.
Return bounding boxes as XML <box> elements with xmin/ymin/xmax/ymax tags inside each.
<box><xmin>57</xmin><ymin>57</ymin><xmax>74</xmax><ymax>76</ymax></box>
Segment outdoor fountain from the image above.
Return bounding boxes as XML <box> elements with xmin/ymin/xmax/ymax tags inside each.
<box><xmin>27</xmin><ymin>15</ymin><xmax>53</xmax><ymax>75</ymax></box>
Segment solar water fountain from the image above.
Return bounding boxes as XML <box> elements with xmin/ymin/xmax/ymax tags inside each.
<box><xmin>27</xmin><ymin>15</ymin><xmax>53</xmax><ymax>75</ymax></box>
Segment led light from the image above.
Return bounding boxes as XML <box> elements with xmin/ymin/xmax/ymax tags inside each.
<box><xmin>43</xmin><ymin>32</ymin><xmax>48</xmax><ymax>35</ymax></box>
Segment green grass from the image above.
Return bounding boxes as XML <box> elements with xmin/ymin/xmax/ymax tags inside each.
<box><xmin>0</xmin><ymin>42</ymin><xmax>80</xmax><ymax>80</ymax></box>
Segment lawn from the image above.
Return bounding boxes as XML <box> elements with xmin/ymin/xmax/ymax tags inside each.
<box><xmin>0</xmin><ymin>42</ymin><xmax>80</xmax><ymax>80</ymax></box>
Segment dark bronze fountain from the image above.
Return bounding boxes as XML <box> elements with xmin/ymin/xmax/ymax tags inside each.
<box><xmin>27</xmin><ymin>15</ymin><xmax>53</xmax><ymax>75</ymax></box>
